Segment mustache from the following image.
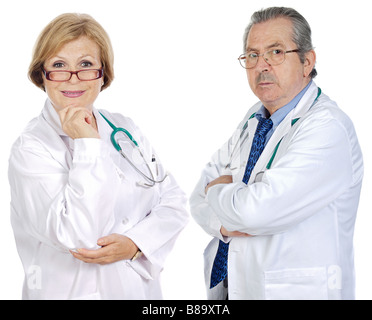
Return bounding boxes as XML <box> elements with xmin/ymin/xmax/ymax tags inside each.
<box><xmin>256</xmin><ymin>73</ymin><xmax>276</xmax><ymax>85</ymax></box>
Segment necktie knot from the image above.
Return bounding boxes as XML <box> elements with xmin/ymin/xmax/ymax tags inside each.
<box><xmin>256</xmin><ymin>117</ymin><xmax>273</xmax><ymax>137</ymax></box>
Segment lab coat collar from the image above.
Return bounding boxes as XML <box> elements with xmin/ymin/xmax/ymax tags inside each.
<box><xmin>93</xmin><ymin>109</ymin><xmax>123</xmax><ymax>156</ymax></box>
<box><xmin>255</xmin><ymin>80</ymin><xmax>313</xmax><ymax>130</ymax></box>
<box><xmin>93</xmin><ymin>109</ymin><xmax>114</xmax><ymax>145</ymax></box>
<box><xmin>42</xmin><ymin>99</ymin><xmax>67</xmax><ymax>137</ymax></box>
<box><xmin>39</xmin><ymin>99</ymin><xmax>73</xmax><ymax>170</ymax></box>
<box><xmin>291</xmin><ymin>81</ymin><xmax>319</xmax><ymax>120</ymax></box>
<box><xmin>42</xmin><ymin>99</ymin><xmax>111</xmax><ymax>141</ymax></box>
<box><xmin>40</xmin><ymin>99</ymin><xmax>113</xmax><ymax>169</ymax></box>
<box><xmin>246</xmin><ymin>81</ymin><xmax>320</xmax><ymax>184</ymax></box>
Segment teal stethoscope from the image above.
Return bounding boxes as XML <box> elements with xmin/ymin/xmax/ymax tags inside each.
<box><xmin>99</xmin><ymin>112</ymin><xmax>168</xmax><ymax>187</ymax></box>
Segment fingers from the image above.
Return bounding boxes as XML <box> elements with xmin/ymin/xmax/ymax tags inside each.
<box><xmin>70</xmin><ymin>247</ymin><xmax>112</xmax><ymax>265</ymax></box>
<box><xmin>229</xmin><ymin>231</ymin><xmax>252</xmax><ymax>237</ymax></box>
<box><xmin>220</xmin><ymin>226</ymin><xmax>252</xmax><ymax>238</ymax></box>
<box><xmin>58</xmin><ymin>105</ymin><xmax>100</xmax><ymax>139</ymax></box>
<box><xmin>70</xmin><ymin>234</ymin><xmax>118</xmax><ymax>262</ymax></box>
<box><xmin>69</xmin><ymin>234</ymin><xmax>116</xmax><ymax>264</ymax></box>
<box><xmin>59</xmin><ymin>106</ymin><xmax>93</xmax><ymax>128</ymax></box>
<box><xmin>97</xmin><ymin>233</ymin><xmax>119</xmax><ymax>247</ymax></box>
<box><xmin>205</xmin><ymin>175</ymin><xmax>233</xmax><ymax>194</ymax></box>
<box><xmin>70</xmin><ymin>234</ymin><xmax>137</xmax><ymax>265</ymax></box>
<box><xmin>58</xmin><ymin>104</ymin><xmax>90</xmax><ymax>123</ymax></box>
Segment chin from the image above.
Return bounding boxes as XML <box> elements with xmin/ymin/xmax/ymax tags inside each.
<box><xmin>51</xmin><ymin>97</ymin><xmax>95</xmax><ymax>111</ymax></box>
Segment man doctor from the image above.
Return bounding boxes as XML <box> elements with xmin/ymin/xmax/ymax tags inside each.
<box><xmin>190</xmin><ymin>7</ymin><xmax>363</xmax><ymax>300</ymax></box>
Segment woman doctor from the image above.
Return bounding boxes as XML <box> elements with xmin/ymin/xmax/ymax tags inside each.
<box><xmin>8</xmin><ymin>13</ymin><xmax>188</xmax><ymax>300</ymax></box>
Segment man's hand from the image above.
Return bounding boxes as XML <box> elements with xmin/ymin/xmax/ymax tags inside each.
<box><xmin>220</xmin><ymin>226</ymin><xmax>252</xmax><ymax>238</ymax></box>
<box><xmin>58</xmin><ymin>105</ymin><xmax>100</xmax><ymax>139</ymax></box>
<box><xmin>204</xmin><ymin>175</ymin><xmax>252</xmax><ymax>237</ymax></box>
<box><xmin>205</xmin><ymin>175</ymin><xmax>233</xmax><ymax>194</ymax></box>
<box><xmin>70</xmin><ymin>234</ymin><xmax>139</xmax><ymax>265</ymax></box>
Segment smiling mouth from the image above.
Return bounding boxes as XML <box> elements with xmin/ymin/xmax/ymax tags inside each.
<box><xmin>61</xmin><ymin>91</ymin><xmax>85</xmax><ymax>98</ymax></box>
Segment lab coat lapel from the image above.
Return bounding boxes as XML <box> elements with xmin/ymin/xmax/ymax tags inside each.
<box><xmin>40</xmin><ymin>102</ymin><xmax>117</xmax><ymax>171</ymax></box>
<box><xmin>292</xmin><ymin>81</ymin><xmax>319</xmax><ymax>119</ymax></box>
<box><xmin>234</xmin><ymin>111</ymin><xmax>260</xmax><ymax>181</ymax></box>
<box><xmin>246</xmin><ymin>115</ymin><xmax>259</xmax><ymax>151</ymax></box>
<box><xmin>247</xmin><ymin>114</ymin><xmax>292</xmax><ymax>184</ymax></box>
<box><xmin>94</xmin><ymin>109</ymin><xmax>114</xmax><ymax>150</ymax></box>
<box><xmin>247</xmin><ymin>82</ymin><xmax>319</xmax><ymax>184</ymax></box>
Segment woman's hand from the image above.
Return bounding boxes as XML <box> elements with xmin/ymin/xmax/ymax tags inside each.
<box><xmin>70</xmin><ymin>234</ymin><xmax>139</xmax><ymax>265</ymax></box>
<box><xmin>58</xmin><ymin>105</ymin><xmax>100</xmax><ymax>139</ymax></box>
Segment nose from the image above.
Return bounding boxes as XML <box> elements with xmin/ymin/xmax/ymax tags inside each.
<box><xmin>255</xmin><ymin>54</ymin><xmax>271</xmax><ymax>72</ymax></box>
<box><xmin>68</xmin><ymin>71</ymin><xmax>81</xmax><ymax>84</ymax></box>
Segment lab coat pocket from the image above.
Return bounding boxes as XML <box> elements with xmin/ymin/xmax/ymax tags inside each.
<box><xmin>264</xmin><ymin>267</ymin><xmax>328</xmax><ymax>300</ymax></box>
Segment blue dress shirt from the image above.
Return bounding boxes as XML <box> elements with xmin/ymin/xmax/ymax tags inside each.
<box><xmin>255</xmin><ymin>80</ymin><xmax>312</xmax><ymax>145</ymax></box>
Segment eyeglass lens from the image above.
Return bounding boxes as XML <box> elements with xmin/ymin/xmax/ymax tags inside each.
<box><xmin>47</xmin><ymin>69</ymin><xmax>102</xmax><ymax>81</ymax></box>
<box><xmin>239</xmin><ymin>49</ymin><xmax>287</xmax><ymax>69</ymax></box>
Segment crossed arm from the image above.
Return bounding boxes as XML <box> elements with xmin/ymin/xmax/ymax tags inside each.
<box><xmin>74</xmin><ymin>174</ymin><xmax>247</xmax><ymax>265</ymax></box>
<box><xmin>205</xmin><ymin>175</ymin><xmax>251</xmax><ymax>238</ymax></box>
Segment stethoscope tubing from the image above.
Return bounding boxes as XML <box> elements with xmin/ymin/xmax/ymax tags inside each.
<box><xmin>225</xmin><ymin>87</ymin><xmax>321</xmax><ymax>171</ymax></box>
<box><xmin>99</xmin><ymin>111</ymin><xmax>168</xmax><ymax>187</ymax></box>
<box><xmin>119</xmin><ymin>149</ymin><xmax>168</xmax><ymax>187</ymax></box>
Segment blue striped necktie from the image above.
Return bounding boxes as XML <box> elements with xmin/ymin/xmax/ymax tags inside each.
<box><xmin>210</xmin><ymin>116</ymin><xmax>273</xmax><ymax>289</ymax></box>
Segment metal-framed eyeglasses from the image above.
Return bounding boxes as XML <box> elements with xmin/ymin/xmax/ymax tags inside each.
<box><xmin>238</xmin><ymin>48</ymin><xmax>300</xmax><ymax>69</ymax></box>
<box><xmin>43</xmin><ymin>68</ymin><xmax>104</xmax><ymax>82</ymax></box>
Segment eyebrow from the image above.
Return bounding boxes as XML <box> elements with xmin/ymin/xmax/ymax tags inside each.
<box><xmin>78</xmin><ymin>54</ymin><xmax>98</xmax><ymax>61</ymax></box>
<box><xmin>246</xmin><ymin>42</ymin><xmax>285</xmax><ymax>52</ymax></box>
<box><xmin>266</xmin><ymin>42</ymin><xmax>285</xmax><ymax>49</ymax></box>
<box><xmin>49</xmin><ymin>54</ymin><xmax>98</xmax><ymax>62</ymax></box>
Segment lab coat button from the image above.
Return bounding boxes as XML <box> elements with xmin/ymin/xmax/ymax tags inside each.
<box><xmin>122</xmin><ymin>218</ymin><xmax>129</xmax><ymax>224</ymax></box>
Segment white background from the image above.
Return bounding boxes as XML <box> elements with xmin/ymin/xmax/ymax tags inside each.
<box><xmin>0</xmin><ymin>0</ymin><xmax>371</xmax><ymax>300</ymax></box>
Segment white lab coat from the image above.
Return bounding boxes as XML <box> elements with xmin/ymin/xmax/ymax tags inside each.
<box><xmin>9</xmin><ymin>99</ymin><xmax>188</xmax><ymax>300</ymax></box>
<box><xmin>190</xmin><ymin>82</ymin><xmax>363</xmax><ymax>300</ymax></box>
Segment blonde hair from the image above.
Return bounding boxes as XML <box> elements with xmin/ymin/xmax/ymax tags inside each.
<box><xmin>28</xmin><ymin>13</ymin><xmax>114</xmax><ymax>91</ymax></box>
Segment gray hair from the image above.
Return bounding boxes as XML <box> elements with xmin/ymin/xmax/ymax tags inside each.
<box><xmin>243</xmin><ymin>7</ymin><xmax>317</xmax><ymax>79</ymax></box>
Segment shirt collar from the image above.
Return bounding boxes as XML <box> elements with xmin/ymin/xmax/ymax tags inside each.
<box><xmin>255</xmin><ymin>80</ymin><xmax>312</xmax><ymax>129</ymax></box>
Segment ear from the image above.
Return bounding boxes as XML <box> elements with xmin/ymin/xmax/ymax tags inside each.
<box><xmin>303</xmin><ymin>50</ymin><xmax>316</xmax><ymax>78</ymax></box>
